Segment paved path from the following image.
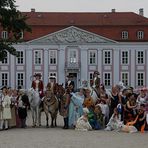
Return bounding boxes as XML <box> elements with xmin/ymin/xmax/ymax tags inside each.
<box><xmin>0</xmin><ymin>112</ymin><xmax>147</xmax><ymax>148</ymax></box>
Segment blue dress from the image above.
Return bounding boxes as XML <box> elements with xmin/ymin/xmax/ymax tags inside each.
<box><xmin>68</xmin><ymin>92</ymin><xmax>84</xmax><ymax>128</ymax></box>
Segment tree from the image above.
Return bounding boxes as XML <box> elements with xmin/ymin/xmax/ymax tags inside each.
<box><xmin>0</xmin><ymin>0</ymin><xmax>31</xmax><ymax>61</ymax></box>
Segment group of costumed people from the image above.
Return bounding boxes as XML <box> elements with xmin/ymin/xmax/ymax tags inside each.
<box><xmin>0</xmin><ymin>71</ymin><xmax>148</xmax><ymax>133</ymax></box>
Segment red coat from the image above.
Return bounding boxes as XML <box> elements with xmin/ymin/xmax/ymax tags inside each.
<box><xmin>31</xmin><ymin>80</ymin><xmax>44</xmax><ymax>98</ymax></box>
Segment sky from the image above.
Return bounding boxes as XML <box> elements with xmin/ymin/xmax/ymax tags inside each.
<box><xmin>15</xmin><ymin>0</ymin><xmax>148</xmax><ymax>17</ymax></box>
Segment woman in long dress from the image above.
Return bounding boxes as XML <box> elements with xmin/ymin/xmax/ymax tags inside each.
<box><xmin>0</xmin><ymin>86</ymin><xmax>12</xmax><ymax>130</ymax></box>
<box><xmin>8</xmin><ymin>88</ymin><xmax>17</xmax><ymax>128</ymax></box>
<box><xmin>105</xmin><ymin>108</ymin><xmax>121</xmax><ymax>131</ymax></box>
<box><xmin>68</xmin><ymin>88</ymin><xmax>84</xmax><ymax>128</ymax></box>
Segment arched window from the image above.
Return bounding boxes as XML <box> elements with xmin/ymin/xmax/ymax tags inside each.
<box><xmin>121</xmin><ymin>31</ymin><xmax>128</xmax><ymax>39</ymax></box>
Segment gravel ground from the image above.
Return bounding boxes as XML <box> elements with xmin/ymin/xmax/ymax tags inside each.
<box><xmin>0</xmin><ymin>111</ymin><xmax>147</xmax><ymax>148</ymax></box>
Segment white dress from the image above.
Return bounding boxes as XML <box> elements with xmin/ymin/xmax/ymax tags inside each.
<box><xmin>75</xmin><ymin>116</ymin><xmax>92</xmax><ymax>131</ymax></box>
<box><xmin>105</xmin><ymin>114</ymin><xmax>121</xmax><ymax>131</ymax></box>
<box><xmin>2</xmin><ymin>95</ymin><xmax>12</xmax><ymax>120</ymax></box>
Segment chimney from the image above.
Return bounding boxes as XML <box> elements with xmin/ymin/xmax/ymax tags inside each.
<box><xmin>111</xmin><ymin>9</ymin><xmax>116</xmax><ymax>13</ymax></box>
<box><xmin>31</xmin><ymin>8</ymin><xmax>35</xmax><ymax>12</ymax></box>
<box><xmin>139</xmin><ymin>8</ymin><xmax>144</xmax><ymax>16</ymax></box>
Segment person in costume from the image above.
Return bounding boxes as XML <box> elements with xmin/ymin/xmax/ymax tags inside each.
<box><xmin>127</xmin><ymin>104</ymin><xmax>147</xmax><ymax>133</ymax></box>
<box><xmin>65</xmin><ymin>74</ymin><xmax>75</xmax><ymax>92</ymax></box>
<box><xmin>16</xmin><ymin>89</ymin><xmax>29</xmax><ymax>128</ymax></box>
<box><xmin>0</xmin><ymin>86</ymin><xmax>12</xmax><ymax>130</ymax></box>
<box><xmin>94</xmin><ymin>105</ymin><xmax>105</xmax><ymax>129</ymax></box>
<box><xmin>75</xmin><ymin>107</ymin><xmax>92</xmax><ymax>131</ymax></box>
<box><xmin>46</xmin><ymin>76</ymin><xmax>57</xmax><ymax>95</ymax></box>
<box><xmin>59</xmin><ymin>87</ymin><xmax>71</xmax><ymax>129</ymax></box>
<box><xmin>8</xmin><ymin>88</ymin><xmax>17</xmax><ymax>128</ymax></box>
<box><xmin>31</xmin><ymin>73</ymin><xmax>44</xmax><ymax>98</ymax></box>
<box><xmin>92</xmin><ymin>71</ymin><xmax>100</xmax><ymax>96</ymax></box>
<box><xmin>68</xmin><ymin>88</ymin><xmax>85</xmax><ymax>128</ymax></box>
<box><xmin>105</xmin><ymin>108</ymin><xmax>121</xmax><ymax>131</ymax></box>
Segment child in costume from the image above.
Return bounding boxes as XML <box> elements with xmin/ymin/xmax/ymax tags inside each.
<box><xmin>75</xmin><ymin>108</ymin><xmax>92</xmax><ymax>131</ymax></box>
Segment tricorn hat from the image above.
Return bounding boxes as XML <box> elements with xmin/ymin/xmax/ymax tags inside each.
<box><xmin>0</xmin><ymin>86</ymin><xmax>7</xmax><ymax>90</ymax></box>
<box><xmin>34</xmin><ymin>73</ymin><xmax>42</xmax><ymax>77</ymax></box>
<box><xmin>94</xmin><ymin>71</ymin><xmax>100</xmax><ymax>75</ymax></box>
<box><xmin>48</xmin><ymin>76</ymin><xmax>56</xmax><ymax>79</ymax></box>
<box><xmin>67</xmin><ymin>74</ymin><xmax>74</xmax><ymax>78</ymax></box>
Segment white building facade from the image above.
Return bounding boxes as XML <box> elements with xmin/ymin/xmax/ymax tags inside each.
<box><xmin>0</xmin><ymin>26</ymin><xmax>148</xmax><ymax>89</ymax></box>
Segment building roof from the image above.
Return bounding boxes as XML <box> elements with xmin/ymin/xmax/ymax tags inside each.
<box><xmin>23</xmin><ymin>12</ymin><xmax>148</xmax><ymax>26</ymax></box>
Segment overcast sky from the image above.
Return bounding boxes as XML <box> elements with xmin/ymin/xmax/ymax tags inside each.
<box><xmin>15</xmin><ymin>0</ymin><xmax>148</xmax><ymax>17</ymax></box>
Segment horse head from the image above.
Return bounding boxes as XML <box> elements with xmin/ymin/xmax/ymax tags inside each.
<box><xmin>56</xmin><ymin>84</ymin><xmax>65</xmax><ymax>99</ymax></box>
<box><xmin>27</xmin><ymin>88</ymin><xmax>40</xmax><ymax>107</ymax></box>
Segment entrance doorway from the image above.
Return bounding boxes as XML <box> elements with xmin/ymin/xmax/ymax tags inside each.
<box><xmin>69</xmin><ymin>73</ymin><xmax>77</xmax><ymax>91</ymax></box>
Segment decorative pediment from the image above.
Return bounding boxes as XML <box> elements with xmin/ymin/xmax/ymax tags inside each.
<box><xmin>27</xmin><ymin>26</ymin><xmax>117</xmax><ymax>45</ymax></box>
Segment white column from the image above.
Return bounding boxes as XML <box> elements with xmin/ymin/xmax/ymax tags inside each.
<box><xmin>58</xmin><ymin>46</ymin><xmax>65</xmax><ymax>84</ymax></box>
<box><xmin>44</xmin><ymin>48</ymin><xmax>49</xmax><ymax>87</ymax></box>
<box><xmin>80</xmin><ymin>48</ymin><xmax>88</xmax><ymax>81</ymax></box>
<box><xmin>10</xmin><ymin>55</ymin><xmax>15</xmax><ymax>88</ymax></box>
<box><xmin>130</xmin><ymin>49</ymin><xmax>135</xmax><ymax>87</ymax></box>
<box><xmin>26</xmin><ymin>49</ymin><xmax>33</xmax><ymax>89</ymax></box>
<box><xmin>146</xmin><ymin>50</ymin><xmax>148</xmax><ymax>86</ymax></box>
<box><xmin>113</xmin><ymin>49</ymin><xmax>120</xmax><ymax>85</ymax></box>
<box><xmin>97</xmin><ymin>48</ymin><xmax>102</xmax><ymax>76</ymax></box>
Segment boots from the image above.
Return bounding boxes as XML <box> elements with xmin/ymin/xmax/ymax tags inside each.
<box><xmin>63</xmin><ymin>117</ymin><xmax>69</xmax><ymax>129</ymax></box>
<box><xmin>0</xmin><ymin>120</ymin><xmax>4</xmax><ymax>130</ymax></box>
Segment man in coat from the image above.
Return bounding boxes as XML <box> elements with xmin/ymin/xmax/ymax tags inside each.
<box><xmin>65</xmin><ymin>74</ymin><xmax>75</xmax><ymax>92</ymax></box>
<box><xmin>92</xmin><ymin>71</ymin><xmax>101</xmax><ymax>97</ymax></box>
<box><xmin>46</xmin><ymin>76</ymin><xmax>57</xmax><ymax>95</ymax></box>
<box><xmin>31</xmin><ymin>73</ymin><xmax>44</xmax><ymax>98</ymax></box>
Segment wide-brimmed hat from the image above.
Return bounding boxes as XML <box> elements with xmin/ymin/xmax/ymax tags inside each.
<box><xmin>0</xmin><ymin>86</ymin><xmax>7</xmax><ymax>90</ymax></box>
<box><xmin>33</xmin><ymin>73</ymin><xmax>42</xmax><ymax>77</ymax></box>
<box><xmin>94</xmin><ymin>71</ymin><xmax>100</xmax><ymax>75</ymax></box>
<box><xmin>48</xmin><ymin>76</ymin><xmax>56</xmax><ymax>79</ymax></box>
<box><xmin>67</xmin><ymin>74</ymin><xmax>74</xmax><ymax>78</ymax></box>
<box><xmin>19</xmin><ymin>89</ymin><xmax>25</xmax><ymax>95</ymax></box>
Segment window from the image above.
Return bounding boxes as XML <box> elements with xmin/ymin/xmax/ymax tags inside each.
<box><xmin>137</xmin><ymin>31</ymin><xmax>144</xmax><ymax>39</ymax></box>
<box><xmin>2</xmin><ymin>52</ymin><xmax>8</xmax><ymax>64</ymax></box>
<box><xmin>122</xmin><ymin>31</ymin><xmax>128</xmax><ymax>39</ymax></box>
<box><xmin>20</xmin><ymin>31</ymin><xmax>24</xmax><ymax>39</ymax></box>
<box><xmin>1</xmin><ymin>31</ymin><xmax>8</xmax><ymax>39</ymax></box>
<box><xmin>17</xmin><ymin>73</ymin><xmax>24</xmax><ymax>88</ymax></box>
<box><xmin>137</xmin><ymin>51</ymin><xmax>144</xmax><ymax>64</ymax></box>
<box><xmin>1</xmin><ymin>73</ymin><xmax>8</xmax><ymax>86</ymax></box>
<box><xmin>49</xmin><ymin>50</ymin><xmax>57</xmax><ymax>64</ymax></box>
<box><xmin>121</xmin><ymin>51</ymin><xmax>129</xmax><ymax>64</ymax></box>
<box><xmin>16</xmin><ymin>51</ymin><xmax>24</xmax><ymax>64</ymax></box>
<box><xmin>34</xmin><ymin>50</ymin><xmax>42</xmax><ymax>65</ymax></box>
<box><xmin>89</xmin><ymin>51</ymin><xmax>97</xmax><ymax>65</ymax></box>
<box><xmin>137</xmin><ymin>72</ymin><xmax>144</xmax><ymax>86</ymax></box>
<box><xmin>121</xmin><ymin>73</ymin><xmax>129</xmax><ymax>86</ymax></box>
<box><xmin>103</xmin><ymin>50</ymin><xmax>112</xmax><ymax>64</ymax></box>
<box><xmin>104</xmin><ymin>73</ymin><xmax>111</xmax><ymax>87</ymax></box>
<box><xmin>89</xmin><ymin>73</ymin><xmax>94</xmax><ymax>80</ymax></box>
<box><xmin>70</xmin><ymin>51</ymin><xmax>76</xmax><ymax>63</ymax></box>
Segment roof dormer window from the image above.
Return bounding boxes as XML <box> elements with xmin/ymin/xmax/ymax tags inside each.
<box><xmin>122</xmin><ymin>31</ymin><xmax>128</xmax><ymax>39</ymax></box>
<box><xmin>1</xmin><ymin>31</ymin><xmax>8</xmax><ymax>39</ymax></box>
<box><xmin>137</xmin><ymin>31</ymin><xmax>144</xmax><ymax>39</ymax></box>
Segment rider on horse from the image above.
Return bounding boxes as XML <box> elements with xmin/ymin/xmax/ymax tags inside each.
<box><xmin>92</xmin><ymin>71</ymin><xmax>101</xmax><ymax>98</ymax></box>
<box><xmin>31</xmin><ymin>73</ymin><xmax>44</xmax><ymax>98</ymax></box>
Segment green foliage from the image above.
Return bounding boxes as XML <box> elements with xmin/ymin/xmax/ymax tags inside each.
<box><xmin>0</xmin><ymin>0</ymin><xmax>31</xmax><ymax>61</ymax></box>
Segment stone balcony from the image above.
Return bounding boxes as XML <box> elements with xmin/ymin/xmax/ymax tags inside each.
<box><xmin>65</xmin><ymin>61</ymin><xmax>80</xmax><ymax>70</ymax></box>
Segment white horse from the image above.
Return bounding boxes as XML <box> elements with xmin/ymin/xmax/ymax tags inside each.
<box><xmin>27</xmin><ymin>88</ymin><xmax>41</xmax><ymax>127</ymax></box>
<box><xmin>89</xmin><ymin>86</ymin><xmax>113</xmax><ymax>122</ymax></box>
<box><xmin>89</xmin><ymin>87</ymin><xmax>99</xmax><ymax>103</ymax></box>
